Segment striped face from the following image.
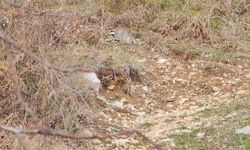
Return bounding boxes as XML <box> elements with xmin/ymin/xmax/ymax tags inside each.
<box><xmin>107</xmin><ymin>29</ymin><xmax>135</xmax><ymax>44</ymax></box>
<box><xmin>108</xmin><ymin>30</ymin><xmax>120</xmax><ymax>42</ymax></box>
<box><xmin>108</xmin><ymin>30</ymin><xmax>116</xmax><ymax>37</ymax></box>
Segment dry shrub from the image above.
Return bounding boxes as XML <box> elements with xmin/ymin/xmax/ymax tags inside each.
<box><xmin>1</xmin><ymin>0</ymin><xmax>250</xmax><ymax>149</ymax></box>
<box><xmin>112</xmin><ymin>6</ymin><xmax>156</xmax><ymax>29</ymax></box>
<box><xmin>103</xmin><ymin>0</ymin><xmax>146</xmax><ymax>14</ymax></box>
<box><xmin>178</xmin><ymin>16</ymin><xmax>218</xmax><ymax>44</ymax></box>
<box><xmin>0</xmin><ymin>1</ymin><xmax>105</xmax><ymax>136</ymax></box>
<box><xmin>149</xmin><ymin>18</ymin><xmax>174</xmax><ymax>36</ymax></box>
<box><xmin>211</xmin><ymin>1</ymin><xmax>250</xmax><ymax>51</ymax></box>
<box><xmin>0</xmin><ymin>2</ymin><xmax>142</xmax><ymax>143</ymax></box>
<box><xmin>140</xmin><ymin>30</ymin><xmax>168</xmax><ymax>51</ymax></box>
<box><xmin>79</xmin><ymin>24</ymin><xmax>101</xmax><ymax>45</ymax></box>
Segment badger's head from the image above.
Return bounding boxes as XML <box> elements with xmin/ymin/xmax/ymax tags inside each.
<box><xmin>108</xmin><ymin>30</ymin><xmax>116</xmax><ymax>37</ymax></box>
<box><xmin>107</xmin><ymin>30</ymin><xmax>119</xmax><ymax>42</ymax></box>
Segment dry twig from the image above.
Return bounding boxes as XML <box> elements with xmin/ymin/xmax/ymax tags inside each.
<box><xmin>0</xmin><ymin>30</ymin><xmax>127</xmax><ymax>76</ymax></box>
<box><xmin>0</xmin><ymin>29</ymin><xmax>88</xmax><ymax>72</ymax></box>
<box><xmin>0</xmin><ymin>124</ymin><xmax>164</xmax><ymax>150</ymax></box>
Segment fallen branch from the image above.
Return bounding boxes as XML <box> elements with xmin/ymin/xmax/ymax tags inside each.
<box><xmin>0</xmin><ymin>124</ymin><xmax>164</xmax><ymax>150</ymax></box>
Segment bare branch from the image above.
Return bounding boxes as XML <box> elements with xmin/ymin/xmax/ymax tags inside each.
<box><xmin>0</xmin><ymin>124</ymin><xmax>133</xmax><ymax>139</ymax></box>
<box><xmin>0</xmin><ymin>30</ymin><xmax>127</xmax><ymax>77</ymax></box>
<box><xmin>31</xmin><ymin>11</ymin><xmax>87</xmax><ymax>20</ymax></box>
<box><xmin>0</xmin><ymin>30</ymin><xmax>94</xmax><ymax>73</ymax></box>
<box><xmin>0</xmin><ymin>124</ymin><xmax>164</xmax><ymax>150</ymax></box>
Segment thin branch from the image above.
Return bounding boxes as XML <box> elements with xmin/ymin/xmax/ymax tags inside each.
<box><xmin>0</xmin><ymin>124</ymin><xmax>164</xmax><ymax>150</ymax></box>
<box><xmin>31</xmin><ymin>11</ymin><xmax>88</xmax><ymax>20</ymax></box>
<box><xmin>49</xmin><ymin>21</ymin><xmax>68</xmax><ymax>46</ymax></box>
<box><xmin>2</xmin><ymin>56</ymin><xmax>24</xmax><ymax>117</ymax></box>
<box><xmin>0</xmin><ymin>30</ymin><xmax>93</xmax><ymax>73</ymax></box>
<box><xmin>0</xmin><ymin>30</ymin><xmax>126</xmax><ymax>76</ymax></box>
<box><xmin>0</xmin><ymin>124</ymin><xmax>135</xmax><ymax>140</ymax></box>
<box><xmin>0</xmin><ymin>100</ymin><xmax>21</xmax><ymax>115</ymax></box>
<box><xmin>173</xmin><ymin>0</ymin><xmax>190</xmax><ymax>29</ymax></box>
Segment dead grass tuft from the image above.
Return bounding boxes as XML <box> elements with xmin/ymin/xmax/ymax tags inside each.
<box><xmin>178</xmin><ymin>16</ymin><xmax>218</xmax><ymax>44</ymax></box>
<box><xmin>112</xmin><ymin>6</ymin><xmax>156</xmax><ymax>29</ymax></box>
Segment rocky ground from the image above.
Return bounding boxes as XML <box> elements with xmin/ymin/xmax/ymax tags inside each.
<box><xmin>88</xmin><ymin>44</ymin><xmax>250</xmax><ymax>150</ymax></box>
<box><xmin>1</xmin><ymin>1</ymin><xmax>250</xmax><ymax>150</ymax></box>
<box><xmin>2</xmin><ymin>41</ymin><xmax>249</xmax><ymax>150</ymax></box>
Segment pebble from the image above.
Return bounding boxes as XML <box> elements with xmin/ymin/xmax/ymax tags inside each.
<box><xmin>236</xmin><ymin>90</ymin><xmax>249</xmax><ymax>95</ymax></box>
<box><xmin>125</xmin><ymin>104</ymin><xmax>136</xmax><ymax>111</ymax></box>
<box><xmin>144</xmin><ymin>99</ymin><xmax>152</xmax><ymax>104</ymax></box>
<box><xmin>142</xmin><ymin>86</ymin><xmax>149</xmax><ymax>92</ymax></box>
<box><xmin>113</xmin><ymin>138</ymin><xmax>139</xmax><ymax>146</ymax></box>
<box><xmin>157</xmin><ymin>58</ymin><xmax>167</xmax><ymax>64</ymax></box>
<box><xmin>108</xmin><ymin>85</ymin><xmax>115</xmax><ymax>90</ymax></box>
<box><xmin>121</xmin><ymin>97</ymin><xmax>127</xmax><ymax>103</ymax></box>
<box><xmin>137</xmin><ymin>58</ymin><xmax>146</xmax><ymax>63</ymax></box>
<box><xmin>135</xmin><ymin>111</ymin><xmax>146</xmax><ymax>117</ymax></box>
<box><xmin>79</xmin><ymin>129</ymin><xmax>93</xmax><ymax>137</ymax></box>
<box><xmin>92</xmin><ymin>139</ymin><xmax>102</xmax><ymax>145</ymax></box>
<box><xmin>213</xmin><ymin>86</ymin><xmax>220</xmax><ymax>92</ymax></box>
<box><xmin>160</xmin><ymin>138</ymin><xmax>174</xmax><ymax>143</ymax></box>
<box><xmin>245</xmin><ymin>73</ymin><xmax>250</xmax><ymax>78</ymax></box>
<box><xmin>97</xmin><ymin>112</ymin><xmax>109</xmax><ymax>119</ymax></box>
<box><xmin>197</xmin><ymin>132</ymin><xmax>205</xmax><ymax>138</ymax></box>
<box><xmin>171</xmin><ymin>143</ymin><xmax>176</xmax><ymax>147</ymax></box>
<box><xmin>111</xmin><ymin>101</ymin><xmax>124</xmax><ymax>108</ymax></box>
<box><xmin>174</xmin><ymin>129</ymin><xmax>192</xmax><ymax>133</ymax></box>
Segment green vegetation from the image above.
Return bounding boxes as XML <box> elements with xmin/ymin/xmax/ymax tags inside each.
<box><xmin>198</xmin><ymin>103</ymin><xmax>248</xmax><ymax>118</ymax></box>
<box><xmin>141</xmin><ymin>122</ymin><xmax>154</xmax><ymax>129</ymax></box>
<box><xmin>1</xmin><ymin>0</ymin><xmax>250</xmax><ymax>149</ymax></box>
<box><xmin>169</xmin><ymin>129</ymin><xmax>208</xmax><ymax>149</ymax></box>
<box><xmin>238</xmin><ymin>135</ymin><xmax>250</xmax><ymax>150</ymax></box>
<box><xmin>169</xmin><ymin>126</ymin><xmax>250</xmax><ymax>149</ymax></box>
<box><xmin>240</xmin><ymin>117</ymin><xmax>250</xmax><ymax>126</ymax></box>
<box><xmin>210</xmin><ymin>18</ymin><xmax>220</xmax><ymax>29</ymax></box>
<box><xmin>190</xmin><ymin>5</ymin><xmax>203</xmax><ymax>14</ymax></box>
<box><xmin>168</xmin><ymin>100</ymin><xmax>250</xmax><ymax>149</ymax></box>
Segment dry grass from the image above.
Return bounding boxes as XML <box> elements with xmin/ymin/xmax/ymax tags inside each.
<box><xmin>0</xmin><ymin>0</ymin><xmax>250</xmax><ymax>149</ymax></box>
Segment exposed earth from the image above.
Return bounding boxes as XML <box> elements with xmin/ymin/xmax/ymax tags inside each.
<box><xmin>0</xmin><ymin>1</ymin><xmax>250</xmax><ymax>150</ymax></box>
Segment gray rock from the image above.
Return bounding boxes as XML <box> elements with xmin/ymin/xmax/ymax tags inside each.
<box><xmin>157</xmin><ymin>58</ymin><xmax>167</xmax><ymax>64</ymax></box>
<box><xmin>82</xmin><ymin>72</ymin><xmax>101</xmax><ymax>94</ymax></box>
<box><xmin>235</xmin><ymin>126</ymin><xmax>250</xmax><ymax>134</ymax></box>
